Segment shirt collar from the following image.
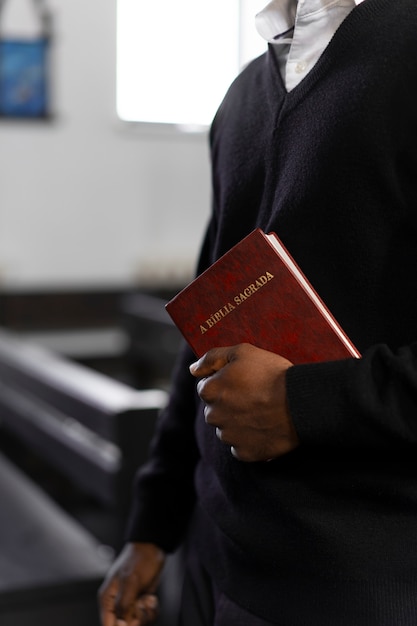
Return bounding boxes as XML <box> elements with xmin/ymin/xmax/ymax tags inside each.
<box><xmin>255</xmin><ymin>0</ymin><xmax>365</xmax><ymax>43</ymax></box>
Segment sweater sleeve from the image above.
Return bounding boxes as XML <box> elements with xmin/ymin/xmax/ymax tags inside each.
<box><xmin>124</xmin><ymin>342</ymin><xmax>199</xmax><ymax>552</ymax></box>
<box><xmin>125</xmin><ymin>219</ymin><xmax>217</xmax><ymax>552</ymax></box>
<box><xmin>287</xmin><ymin>341</ymin><xmax>417</xmax><ymax>451</ymax></box>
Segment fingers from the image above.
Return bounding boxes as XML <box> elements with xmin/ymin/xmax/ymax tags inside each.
<box><xmin>191</xmin><ymin>343</ymin><xmax>298</xmax><ymax>462</ymax></box>
<box><xmin>191</xmin><ymin>346</ymin><xmax>240</xmax><ymax>405</ymax></box>
<box><xmin>98</xmin><ymin>543</ymin><xmax>164</xmax><ymax>626</ymax></box>
<box><xmin>114</xmin><ymin>582</ymin><xmax>159</xmax><ymax>625</ymax></box>
<box><xmin>189</xmin><ymin>346</ymin><xmax>234</xmax><ymax>377</ymax></box>
<box><xmin>117</xmin><ymin>594</ymin><xmax>159</xmax><ymax>626</ymax></box>
<box><xmin>99</xmin><ymin>586</ymin><xmax>159</xmax><ymax>626</ymax></box>
<box><xmin>135</xmin><ymin>594</ymin><xmax>159</xmax><ymax>625</ymax></box>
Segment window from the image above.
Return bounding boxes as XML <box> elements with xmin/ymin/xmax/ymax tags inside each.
<box><xmin>116</xmin><ymin>0</ymin><xmax>267</xmax><ymax>128</ymax></box>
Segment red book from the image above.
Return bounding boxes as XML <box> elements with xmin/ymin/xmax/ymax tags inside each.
<box><xmin>165</xmin><ymin>229</ymin><xmax>361</xmax><ymax>363</ymax></box>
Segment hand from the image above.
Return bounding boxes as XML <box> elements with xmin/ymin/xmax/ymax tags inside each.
<box><xmin>190</xmin><ymin>343</ymin><xmax>299</xmax><ymax>462</ymax></box>
<box><xmin>98</xmin><ymin>542</ymin><xmax>165</xmax><ymax>626</ymax></box>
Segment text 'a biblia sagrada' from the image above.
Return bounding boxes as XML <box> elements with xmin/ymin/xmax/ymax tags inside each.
<box><xmin>199</xmin><ymin>272</ymin><xmax>274</xmax><ymax>335</ymax></box>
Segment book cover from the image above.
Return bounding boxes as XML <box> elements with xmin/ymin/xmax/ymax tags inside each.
<box><xmin>165</xmin><ymin>228</ymin><xmax>361</xmax><ymax>364</ymax></box>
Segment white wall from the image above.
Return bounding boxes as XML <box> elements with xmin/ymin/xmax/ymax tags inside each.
<box><xmin>0</xmin><ymin>0</ymin><xmax>211</xmax><ymax>290</ymax></box>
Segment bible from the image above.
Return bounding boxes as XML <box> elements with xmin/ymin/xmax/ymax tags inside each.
<box><xmin>165</xmin><ymin>228</ymin><xmax>361</xmax><ymax>363</ymax></box>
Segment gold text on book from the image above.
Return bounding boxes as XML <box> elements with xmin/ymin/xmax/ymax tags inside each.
<box><xmin>199</xmin><ymin>272</ymin><xmax>274</xmax><ymax>334</ymax></box>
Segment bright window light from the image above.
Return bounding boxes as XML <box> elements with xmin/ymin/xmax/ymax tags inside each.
<box><xmin>117</xmin><ymin>0</ymin><xmax>267</xmax><ymax>127</ymax></box>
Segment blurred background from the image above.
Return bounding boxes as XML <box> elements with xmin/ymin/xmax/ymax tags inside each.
<box><xmin>0</xmin><ymin>1</ymin><xmax>266</xmax><ymax>624</ymax></box>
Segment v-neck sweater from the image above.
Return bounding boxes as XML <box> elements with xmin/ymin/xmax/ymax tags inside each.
<box><xmin>127</xmin><ymin>1</ymin><xmax>417</xmax><ymax>623</ymax></box>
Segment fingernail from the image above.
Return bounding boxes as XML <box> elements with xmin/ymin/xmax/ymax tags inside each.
<box><xmin>189</xmin><ymin>361</ymin><xmax>199</xmax><ymax>373</ymax></box>
<box><xmin>146</xmin><ymin>595</ymin><xmax>158</xmax><ymax>609</ymax></box>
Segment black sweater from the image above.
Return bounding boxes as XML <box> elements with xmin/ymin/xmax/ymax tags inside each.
<box><xmin>127</xmin><ymin>1</ymin><xmax>417</xmax><ymax>623</ymax></box>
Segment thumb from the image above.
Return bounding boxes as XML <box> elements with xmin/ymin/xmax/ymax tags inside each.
<box><xmin>189</xmin><ymin>346</ymin><xmax>232</xmax><ymax>377</ymax></box>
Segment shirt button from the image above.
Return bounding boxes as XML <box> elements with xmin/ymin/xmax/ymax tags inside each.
<box><xmin>295</xmin><ymin>61</ymin><xmax>307</xmax><ymax>74</ymax></box>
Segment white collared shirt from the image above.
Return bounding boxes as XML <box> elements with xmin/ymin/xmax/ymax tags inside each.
<box><xmin>256</xmin><ymin>0</ymin><xmax>365</xmax><ymax>91</ymax></box>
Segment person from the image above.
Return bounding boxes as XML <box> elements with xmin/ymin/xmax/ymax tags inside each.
<box><xmin>99</xmin><ymin>0</ymin><xmax>417</xmax><ymax>624</ymax></box>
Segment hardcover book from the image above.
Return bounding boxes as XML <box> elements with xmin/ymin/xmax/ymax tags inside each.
<box><xmin>165</xmin><ymin>228</ymin><xmax>361</xmax><ymax>364</ymax></box>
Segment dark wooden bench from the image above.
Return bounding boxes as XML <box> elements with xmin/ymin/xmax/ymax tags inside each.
<box><xmin>0</xmin><ymin>328</ymin><xmax>170</xmax><ymax>625</ymax></box>
<box><xmin>120</xmin><ymin>293</ymin><xmax>182</xmax><ymax>388</ymax></box>
<box><xmin>0</xmin><ymin>328</ymin><xmax>167</xmax><ymax>530</ymax></box>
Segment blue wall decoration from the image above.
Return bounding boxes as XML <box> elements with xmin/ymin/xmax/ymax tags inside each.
<box><xmin>0</xmin><ymin>0</ymin><xmax>52</xmax><ymax>119</ymax></box>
